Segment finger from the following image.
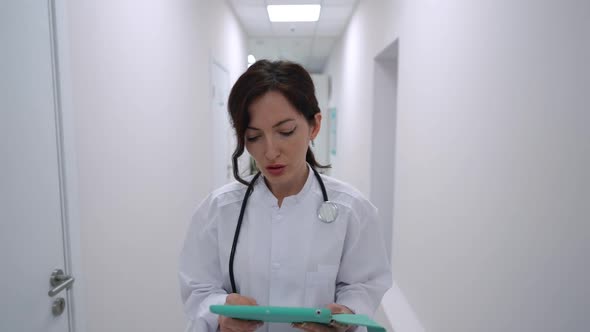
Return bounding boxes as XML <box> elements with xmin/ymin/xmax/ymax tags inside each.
<box><xmin>244</xmin><ymin>321</ymin><xmax>263</xmax><ymax>331</ymax></box>
<box><xmin>292</xmin><ymin>323</ymin><xmax>312</xmax><ymax>331</ymax></box>
<box><xmin>219</xmin><ymin>321</ymin><xmax>238</xmax><ymax>332</ymax></box>
<box><xmin>219</xmin><ymin>317</ymin><xmax>239</xmax><ymax>332</ymax></box>
<box><xmin>292</xmin><ymin>322</ymin><xmax>335</xmax><ymax>332</ymax></box>
<box><xmin>237</xmin><ymin>294</ymin><xmax>257</xmax><ymax>306</ymax></box>
<box><xmin>330</xmin><ymin>320</ymin><xmax>351</xmax><ymax>331</ymax></box>
<box><xmin>326</xmin><ymin>303</ymin><xmax>353</xmax><ymax>315</ymax></box>
<box><xmin>330</xmin><ymin>321</ymin><xmax>348</xmax><ymax>328</ymax></box>
<box><xmin>231</xmin><ymin>319</ymin><xmax>262</xmax><ymax>332</ymax></box>
<box><xmin>326</xmin><ymin>303</ymin><xmax>344</xmax><ymax>314</ymax></box>
<box><xmin>226</xmin><ymin>293</ymin><xmax>258</xmax><ymax>306</ymax></box>
<box><xmin>244</xmin><ymin>297</ymin><xmax>258</xmax><ymax>305</ymax></box>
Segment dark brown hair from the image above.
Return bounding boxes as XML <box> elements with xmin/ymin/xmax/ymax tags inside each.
<box><xmin>227</xmin><ymin>59</ymin><xmax>330</xmax><ymax>185</ymax></box>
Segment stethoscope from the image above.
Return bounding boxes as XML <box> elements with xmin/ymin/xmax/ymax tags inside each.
<box><xmin>229</xmin><ymin>167</ymin><xmax>338</xmax><ymax>293</ymax></box>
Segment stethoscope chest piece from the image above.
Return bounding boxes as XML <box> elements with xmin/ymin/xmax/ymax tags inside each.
<box><xmin>318</xmin><ymin>201</ymin><xmax>338</xmax><ymax>223</ymax></box>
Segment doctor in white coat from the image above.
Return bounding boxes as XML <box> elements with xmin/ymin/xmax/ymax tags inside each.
<box><xmin>179</xmin><ymin>60</ymin><xmax>391</xmax><ymax>332</ymax></box>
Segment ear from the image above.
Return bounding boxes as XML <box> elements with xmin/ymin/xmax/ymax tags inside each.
<box><xmin>310</xmin><ymin>113</ymin><xmax>322</xmax><ymax>140</ymax></box>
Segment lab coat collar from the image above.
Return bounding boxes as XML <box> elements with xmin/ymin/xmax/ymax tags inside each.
<box><xmin>254</xmin><ymin>164</ymin><xmax>315</xmax><ymax>208</ymax></box>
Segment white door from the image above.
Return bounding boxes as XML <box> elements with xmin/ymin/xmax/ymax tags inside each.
<box><xmin>211</xmin><ymin>61</ymin><xmax>233</xmax><ymax>189</ymax></box>
<box><xmin>0</xmin><ymin>1</ymin><xmax>74</xmax><ymax>331</ymax></box>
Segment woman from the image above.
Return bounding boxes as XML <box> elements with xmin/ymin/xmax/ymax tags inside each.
<box><xmin>179</xmin><ymin>60</ymin><xmax>391</xmax><ymax>332</ymax></box>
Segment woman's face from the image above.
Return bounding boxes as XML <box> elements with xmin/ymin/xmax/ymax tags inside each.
<box><xmin>245</xmin><ymin>90</ymin><xmax>321</xmax><ymax>196</ymax></box>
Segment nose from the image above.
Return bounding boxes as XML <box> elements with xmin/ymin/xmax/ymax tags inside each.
<box><xmin>264</xmin><ymin>137</ymin><xmax>280</xmax><ymax>161</ymax></box>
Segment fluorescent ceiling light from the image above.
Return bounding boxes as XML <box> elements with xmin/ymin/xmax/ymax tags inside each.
<box><xmin>267</xmin><ymin>4</ymin><xmax>321</xmax><ymax>22</ymax></box>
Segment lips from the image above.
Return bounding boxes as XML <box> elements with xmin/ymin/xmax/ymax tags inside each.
<box><xmin>265</xmin><ymin>164</ymin><xmax>286</xmax><ymax>176</ymax></box>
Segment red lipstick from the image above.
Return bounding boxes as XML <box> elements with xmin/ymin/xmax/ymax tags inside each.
<box><xmin>265</xmin><ymin>164</ymin><xmax>286</xmax><ymax>176</ymax></box>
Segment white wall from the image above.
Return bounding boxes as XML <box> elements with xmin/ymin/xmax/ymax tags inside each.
<box><xmin>66</xmin><ymin>1</ymin><xmax>247</xmax><ymax>331</ymax></box>
<box><xmin>310</xmin><ymin>74</ymin><xmax>331</xmax><ymax>169</ymax></box>
<box><xmin>326</xmin><ymin>0</ymin><xmax>590</xmax><ymax>331</ymax></box>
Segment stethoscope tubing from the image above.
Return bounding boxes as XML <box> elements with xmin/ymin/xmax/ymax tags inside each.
<box><xmin>228</xmin><ymin>172</ymin><xmax>261</xmax><ymax>294</ymax></box>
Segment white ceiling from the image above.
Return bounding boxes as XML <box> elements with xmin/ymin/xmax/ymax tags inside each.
<box><xmin>228</xmin><ymin>0</ymin><xmax>358</xmax><ymax>73</ymax></box>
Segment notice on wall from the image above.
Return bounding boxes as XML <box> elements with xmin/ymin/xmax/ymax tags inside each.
<box><xmin>329</xmin><ymin>107</ymin><xmax>337</xmax><ymax>156</ymax></box>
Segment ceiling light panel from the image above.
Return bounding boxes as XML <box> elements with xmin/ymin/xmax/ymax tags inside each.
<box><xmin>267</xmin><ymin>5</ymin><xmax>321</xmax><ymax>22</ymax></box>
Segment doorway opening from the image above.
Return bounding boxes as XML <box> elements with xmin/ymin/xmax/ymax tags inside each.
<box><xmin>370</xmin><ymin>40</ymin><xmax>399</xmax><ymax>261</ymax></box>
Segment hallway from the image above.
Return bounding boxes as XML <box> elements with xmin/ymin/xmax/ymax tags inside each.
<box><xmin>2</xmin><ymin>1</ymin><xmax>589</xmax><ymax>332</ymax></box>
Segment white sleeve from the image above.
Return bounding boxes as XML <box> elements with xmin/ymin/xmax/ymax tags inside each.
<box><xmin>335</xmin><ymin>199</ymin><xmax>392</xmax><ymax>328</ymax></box>
<box><xmin>179</xmin><ymin>195</ymin><xmax>228</xmax><ymax>332</ymax></box>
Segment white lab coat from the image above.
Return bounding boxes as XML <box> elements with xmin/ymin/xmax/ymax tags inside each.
<box><xmin>179</xmin><ymin>167</ymin><xmax>392</xmax><ymax>332</ymax></box>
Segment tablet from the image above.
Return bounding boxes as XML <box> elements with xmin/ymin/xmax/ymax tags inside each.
<box><xmin>210</xmin><ymin>305</ymin><xmax>333</xmax><ymax>324</ymax></box>
<box><xmin>210</xmin><ymin>305</ymin><xmax>387</xmax><ymax>331</ymax></box>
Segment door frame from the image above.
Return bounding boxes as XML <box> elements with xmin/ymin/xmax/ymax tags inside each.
<box><xmin>209</xmin><ymin>57</ymin><xmax>233</xmax><ymax>189</ymax></box>
<box><xmin>51</xmin><ymin>0</ymin><xmax>85</xmax><ymax>331</ymax></box>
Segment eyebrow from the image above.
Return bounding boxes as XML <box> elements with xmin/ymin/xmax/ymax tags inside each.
<box><xmin>247</xmin><ymin>119</ymin><xmax>295</xmax><ymax>131</ymax></box>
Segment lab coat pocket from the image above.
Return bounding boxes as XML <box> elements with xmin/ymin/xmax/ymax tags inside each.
<box><xmin>304</xmin><ymin>265</ymin><xmax>339</xmax><ymax>307</ymax></box>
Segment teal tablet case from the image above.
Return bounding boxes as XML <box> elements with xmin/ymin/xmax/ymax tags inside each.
<box><xmin>210</xmin><ymin>305</ymin><xmax>386</xmax><ymax>332</ymax></box>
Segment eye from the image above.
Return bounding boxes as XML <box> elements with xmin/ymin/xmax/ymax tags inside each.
<box><xmin>246</xmin><ymin>135</ymin><xmax>260</xmax><ymax>142</ymax></box>
<box><xmin>280</xmin><ymin>127</ymin><xmax>296</xmax><ymax>137</ymax></box>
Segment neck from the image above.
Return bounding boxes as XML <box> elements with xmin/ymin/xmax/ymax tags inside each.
<box><xmin>267</xmin><ymin>165</ymin><xmax>309</xmax><ymax>207</ymax></box>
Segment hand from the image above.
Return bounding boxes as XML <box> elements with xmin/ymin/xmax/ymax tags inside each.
<box><xmin>218</xmin><ymin>293</ymin><xmax>263</xmax><ymax>332</ymax></box>
<box><xmin>292</xmin><ymin>303</ymin><xmax>354</xmax><ymax>332</ymax></box>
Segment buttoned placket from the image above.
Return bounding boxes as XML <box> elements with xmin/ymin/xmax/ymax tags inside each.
<box><xmin>269</xmin><ymin>204</ymin><xmax>284</xmax><ymax>305</ymax></box>
<box><xmin>260</xmin><ymin>166</ymin><xmax>315</xmax><ymax>308</ymax></box>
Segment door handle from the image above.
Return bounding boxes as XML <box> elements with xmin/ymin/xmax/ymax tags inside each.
<box><xmin>48</xmin><ymin>269</ymin><xmax>75</xmax><ymax>297</ymax></box>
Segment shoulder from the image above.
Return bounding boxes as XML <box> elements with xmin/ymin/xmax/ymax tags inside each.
<box><xmin>318</xmin><ymin>174</ymin><xmax>380</xmax><ymax>229</ymax></box>
<box><xmin>193</xmin><ymin>176</ymin><xmax>253</xmax><ymax>219</ymax></box>
<box><xmin>320</xmin><ymin>174</ymin><xmax>367</xmax><ymax>204</ymax></box>
<box><xmin>208</xmin><ymin>180</ymin><xmax>248</xmax><ymax>208</ymax></box>
<box><xmin>319</xmin><ymin>174</ymin><xmax>377</xmax><ymax>218</ymax></box>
